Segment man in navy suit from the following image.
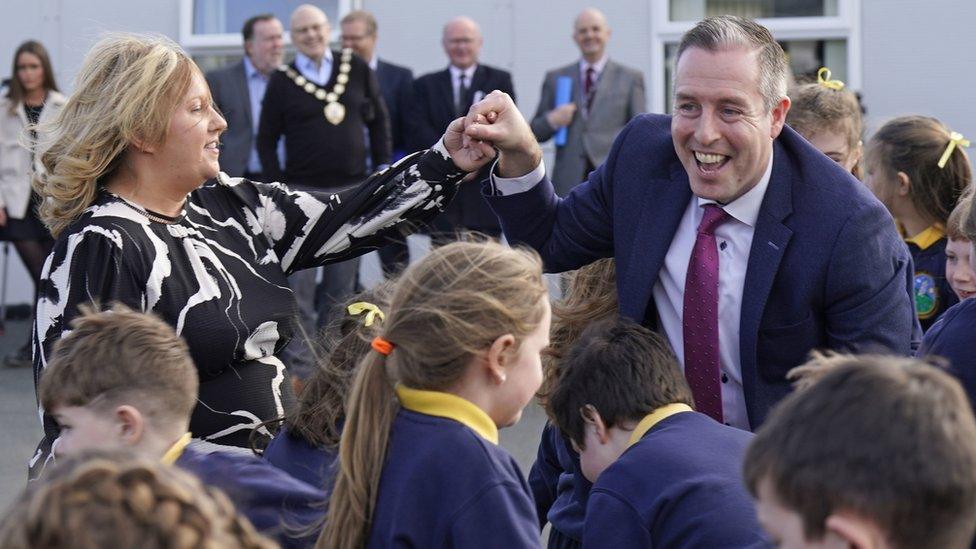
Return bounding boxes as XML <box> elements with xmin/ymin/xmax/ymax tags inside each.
<box><xmin>412</xmin><ymin>16</ymin><xmax>515</xmax><ymax>239</ymax></box>
<box><xmin>466</xmin><ymin>15</ymin><xmax>918</xmax><ymax>430</ymax></box>
<box><xmin>341</xmin><ymin>9</ymin><xmax>415</xmax><ymax>273</ymax></box>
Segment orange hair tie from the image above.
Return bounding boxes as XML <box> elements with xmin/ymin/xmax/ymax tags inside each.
<box><xmin>371</xmin><ymin>336</ymin><xmax>394</xmax><ymax>356</ymax></box>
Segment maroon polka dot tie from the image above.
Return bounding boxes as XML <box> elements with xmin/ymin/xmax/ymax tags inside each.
<box><xmin>683</xmin><ymin>204</ymin><xmax>729</xmax><ymax>422</ymax></box>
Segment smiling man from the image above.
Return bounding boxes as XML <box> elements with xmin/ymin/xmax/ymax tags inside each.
<box><xmin>470</xmin><ymin>15</ymin><xmax>918</xmax><ymax>430</ymax></box>
<box><xmin>529</xmin><ymin>8</ymin><xmax>645</xmax><ymax>196</ymax></box>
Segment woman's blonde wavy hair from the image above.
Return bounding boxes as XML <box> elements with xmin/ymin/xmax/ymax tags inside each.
<box><xmin>320</xmin><ymin>240</ymin><xmax>548</xmax><ymax>548</ymax></box>
<box><xmin>0</xmin><ymin>451</ymin><xmax>276</xmax><ymax>548</ymax></box>
<box><xmin>33</xmin><ymin>33</ymin><xmax>196</xmax><ymax>237</ymax></box>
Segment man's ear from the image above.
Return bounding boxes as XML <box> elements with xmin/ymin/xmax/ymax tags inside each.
<box><xmin>485</xmin><ymin>333</ymin><xmax>516</xmax><ymax>385</ymax></box>
<box><xmin>114</xmin><ymin>404</ymin><xmax>147</xmax><ymax>447</ymax></box>
<box><xmin>580</xmin><ymin>404</ymin><xmax>610</xmax><ymax>444</ymax></box>
<box><xmin>823</xmin><ymin>513</ymin><xmax>881</xmax><ymax>549</ymax></box>
<box><xmin>769</xmin><ymin>96</ymin><xmax>791</xmax><ymax>139</ymax></box>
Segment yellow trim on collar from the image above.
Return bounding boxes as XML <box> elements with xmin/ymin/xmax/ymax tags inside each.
<box><xmin>160</xmin><ymin>432</ymin><xmax>192</xmax><ymax>465</ymax></box>
<box><xmin>627</xmin><ymin>404</ymin><xmax>694</xmax><ymax>447</ymax></box>
<box><xmin>395</xmin><ymin>385</ymin><xmax>499</xmax><ymax>444</ymax></box>
<box><xmin>904</xmin><ymin>224</ymin><xmax>946</xmax><ymax>251</ymax></box>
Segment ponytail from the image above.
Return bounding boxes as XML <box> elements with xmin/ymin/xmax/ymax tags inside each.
<box><xmin>318</xmin><ymin>352</ymin><xmax>397</xmax><ymax>549</ymax></box>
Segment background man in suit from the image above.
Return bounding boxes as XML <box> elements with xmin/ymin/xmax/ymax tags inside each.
<box><xmin>531</xmin><ymin>8</ymin><xmax>645</xmax><ymax>197</ymax></box>
<box><xmin>341</xmin><ymin>9</ymin><xmax>414</xmax><ymax>274</ymax></box>
<box><xmin>206</xmin><ymin>14</ymin><xmax>284</xmax><ymax>180</ymax></box>
<box><xmin>258</xmin><ymin>4</ymin><xmax>391</xmax><ymax>385</ymax></box>
<box><xmin>468</xmin><ymin>16</ymin><xmax>918</xmax><ymax>430</ymax></box>
<box><xmin>412</xmin><ymin>16</ymin><xmax>515</xmax><ymax>239</ymax></box>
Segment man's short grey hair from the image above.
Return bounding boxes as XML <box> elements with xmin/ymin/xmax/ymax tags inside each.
<box><xmin>674</xmin><ymin>15</ymin><xmax>789</xmax><ymax>111</ymax></box>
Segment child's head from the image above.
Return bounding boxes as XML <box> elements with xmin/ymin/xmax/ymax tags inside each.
<box><xmin>539</xmin><ymin>258</ymin><xmax>617</xmax><ymax>411</ymax></box>
<box><xmin>548</xmin><ymin>319</ymin><xmax>693</xmax><ymax>483</ymax></box>
<box><xmin>946</xmin><ymin>193</ymin><xmax>976</xmax><ymax>300</ymax></box>
<box><xmin>0</xmin><ymin>451</ymin><xmax>275</xmax><ymax>548</ymax></box>
<box><xmin>786</xmin><ymin>80</ymin><xmax>863</xmax><ymax>173</ymax></box>
<box><xmin>744</xmin><ymin>353</ymin><xmax>976</xmax><ymax>549</ymax></box>
<box><xmin>864</xmin><ymin>116</ymin><xmax>971</xmax><ymax>227</ymax></box>
<box><xmin>284</xmin><ymin>282</ymin><xmax>394</xmax><ymax>449</ymax></box>
<box><xmin>38</xmin><ymin>304</ymin><xmax>198</xmax><ymax>459</ymax></box>
<box><xmin>323</xmin><ymin>240</ymin><xmax>550</xmax><ymax>548</ymax></box>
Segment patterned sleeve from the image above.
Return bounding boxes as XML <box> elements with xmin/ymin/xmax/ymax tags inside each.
<box><xmin>30</xmin><ymin>226</ymin><xmax>147</xmax><ymax>479</ymax></box>
<box><xmin>230</xmin><ymin>140</ymin><xmax>464</xmax><ymax>274</ymax></box>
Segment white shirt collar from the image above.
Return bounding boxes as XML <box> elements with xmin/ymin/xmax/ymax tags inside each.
<box><xmin>580</xmin><ymin>55</ymin><xmax>609</xmax><ymax>75</ymax></box>
<box><xmin>295</xmin><ymin>50</ymin><xmax>333</xmax><ymax>71</ymax></box>
<box><xmin>368</xmin><ymin>56</ymin><xmax>378</xmax><ymax>71</ymax></box>
<box><xmin>449</xmin><ymin>64</ymin><xmax>477</xmax><ymax>82</ymax></box>
<box><xmin>697</xmin><ymin>151</ymin><xmax>774</xmax><ymax>228</ymax></box>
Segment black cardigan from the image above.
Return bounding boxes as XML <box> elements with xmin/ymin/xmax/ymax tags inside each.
<box><xmin>257</xmin><ymin>52</ymin><xmax>391</xmax><ymax>189</ymax></box>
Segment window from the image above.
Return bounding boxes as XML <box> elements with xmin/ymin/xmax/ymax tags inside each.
<box><xmin>179</xmin><ymin>0</ymin><xmax>356</xmax><ymax>69</ymax></box>
<box><xmin>651</xmin><ymin>0</ymin><xmax>859</xmax><ymax>113</ymax></box>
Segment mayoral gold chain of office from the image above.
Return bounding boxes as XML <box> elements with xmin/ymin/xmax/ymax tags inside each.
<box><xmin>280</xmin><ymin>48</ymin><xmax>353</xmax><ymax>125</ymax></box>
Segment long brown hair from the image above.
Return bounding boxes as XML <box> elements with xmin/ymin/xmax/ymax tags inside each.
<box><xmin>866</xmin><ymin>115</ymin><xmax>972</xmax><ymax>227</ymax></box>
<box><xmin>319</xmin><ymin>241</ymin><xmax>548</xmax><ymax>549</ymax></box>
<box><xmin>285</xmin><ymin>282</ymin><xmax>393</xmax><ymax>449</ymax></box>
<box><xmin>7</xmin><ymin>40</ymin><xmax>59</xmax><ymax>113</ymax></box>
<box><xmin>538</xmin><ymin>258</ymin><xmax>617</xmax><ymax>413</ymax></box>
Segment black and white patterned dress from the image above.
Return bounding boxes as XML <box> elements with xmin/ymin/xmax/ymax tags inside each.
<box><xmin>30</xmin><ymin>143</ymin><xmax>464</xmax><ymax>475</ymax></box>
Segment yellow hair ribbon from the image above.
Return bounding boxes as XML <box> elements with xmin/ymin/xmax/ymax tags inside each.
<box><xmin>938</xmin><ymin>131</ymin><xmax>970</xmax><ymax>169</ymax></box>
<box><xmin>817</xmin><ymin>67</ymin><xmax>845</xmax><ymax>91</ymax></box>
<box><xmin>347</xmin><ymin>301</ymin><xmax>386</xmax><ymax>327</ymax></box>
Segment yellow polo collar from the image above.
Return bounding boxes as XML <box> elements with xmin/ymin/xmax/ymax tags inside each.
<box><xmin>160</xmin><ymin>432</ymin><xmax>192</xmax><ymax>465</ymax></box>
<box><xmin>395</xmin><ymin>385</ymin><xmax>499</xmax><ymax>444</ymax></box>
<box><xmin>627</xmin><ymin>403</ymin><xmax>694</xmax><ymax>447</ymax></box>
<box><xmin>904</xmin><ymin>224</ymin><xmax>945</xmax><ymax>251</ymax></box>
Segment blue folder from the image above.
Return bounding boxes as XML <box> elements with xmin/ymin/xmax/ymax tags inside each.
<box><xmin>554</xmin><ymin>76</ymin><xmax>573</xmax><ymax>147</ymax></box>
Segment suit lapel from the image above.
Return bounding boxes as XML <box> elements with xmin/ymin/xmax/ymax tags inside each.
<box><xmin>436</xmin><ymin>68</ymin><xmax>453</xmax><ymax>122</ymax></box>
<box><xmin>739</xmin><ymin>142</ymin><xmax>794</xmax><ymax>425</ymax></box>
<box><xmin>235</xmin><ymin>61</ymin><xmax>252</xmax><ymax>126</ymax></box>
<box><xmin>620</xmin><ymin>159</ymin><xmax>693</xmax><ymax>321</ymax></box>
<box><xmin>589</xmin><ymin>60</ymin><xmax>617</xmax><ymax>116</ymax></box>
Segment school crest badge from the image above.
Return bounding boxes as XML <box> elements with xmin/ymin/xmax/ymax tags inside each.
<box><xmin>914</xmin><ymin>272</ymin><xmax>938</xmax><ymax>319</ymax></box>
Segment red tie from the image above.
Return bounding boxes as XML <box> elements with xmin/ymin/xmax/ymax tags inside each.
<box><xmin>683</xmin><ymin>204</ymin><xmax>729</xmax><ymax>422</ymax></box>
<box><xmin>584</xmin><ymin>67</ymin><xmax>596</xmax><ymax>112</ymax></box>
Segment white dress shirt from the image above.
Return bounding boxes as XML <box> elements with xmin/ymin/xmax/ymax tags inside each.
<box><xmin>578</xmin><ymin>55</ymin><xmax>609</xmax><ymax>85</ymax></box>
<box><xmin>449</xmin><ymin>64</ymin><xmax>477</xmax><ymax>109</ymax></box>
<box><xmin>493</xmin><ymin>155</ymin><xmax>775</xmax><ymax>430</ymax></box>
<box><xmin>295</xmin><ymin>50</ymin><xmax>334</xmax><ymax>87</ymax></box>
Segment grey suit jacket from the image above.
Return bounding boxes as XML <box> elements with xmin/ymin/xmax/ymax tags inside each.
<box><xmin>530</xmin><ymin>59</ymin><xmax>645</xmax><ymax>196</ymax></box>
<box><xmin>206</xmin><ymin>61</ymin><xmax>253</xmax><ymax>177</ymax></box>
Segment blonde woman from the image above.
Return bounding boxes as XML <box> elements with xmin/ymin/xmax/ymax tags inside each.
<box><xmin>0</xmin><ymin>40</ymin><xmax>65</xmax><ymax>367</ymax></box>
<box><xmin>30</xmin><ymin>33</ymin><xmax>494</xmax><ymax>476</ymax></box>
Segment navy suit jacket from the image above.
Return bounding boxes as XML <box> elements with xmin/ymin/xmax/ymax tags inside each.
<box><xmin>413</xmin><ymin>64</ymin><xmax>515</xmax><ymax>232</ymax></box>
<box><xmin>487</xmin><ymin>114</ymin><xmax>919</xmax><ymax>428</ymax></box>
<box><xmin>375</xmin><ymin>59</ymin><xmax>414</xmax><ymax>160</ymax></box>
<box><xmin>206</xmin><ymin>61</ymin><xmax>252</xmax><ymax>177</ymax></box>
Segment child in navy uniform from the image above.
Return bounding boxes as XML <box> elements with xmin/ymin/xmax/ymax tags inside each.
<box><xmin>322</xmin><ymin>241</ymin><xmax>550</xmax><ymax>548</ymax></box>
<box><xmin>263</xmin><ymin>283</ymin><xmax>392</xmax><ymax>489</ymax></box>
<box><xmin>530</xmin><ymin>258</ymin><xmax>616</xmax><ymax>548</ymax></box>
<box><xmin>37</xmin><ymin>304</ymin><xmax>325</xmax><ymax>548</ymax></box>
<box><xmin>785</xmin><ymin>68</ymin><xmax>863</xmax><ymax>178</ymax></box>
<box><xmin>745</xmin><ymin>353</ymin><xmax>976</xmax><ymax>548</ymax></box>
<box><xmin>864</xmin><ymin>116</ymin><xmax>971</xmax><ymax>330</ymax></box>
<box><xmin>944</xmin><ymin>194</ymin><xmax>976</xmax><ymax>301</ymax></box>
<box><xmin>920</xmin><ymin>191</ymin><xmax>976</xmax><ymax>411</ymax></box>
<box><xmin>548</xmin><ymin>319</ymin><xmax>765</xmax><ymax>548</ymax></box>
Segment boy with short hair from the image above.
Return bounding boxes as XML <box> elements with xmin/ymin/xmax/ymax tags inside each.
<box><xmin>548</xmin><ymin>319</ymin><xmax>765</xmax><ymax>547</ymax></box>
<box><xmin>744</xmin><ymin>353</ymin><xmax>976</xmax><ymax>548</ymax></box>
<box><xmin>37</xmin><ymin>304</ymin><xmax>324</xmax><ymax>548</ymax></box>
<box><xmin>944</xmin><ymin>196</ymin><xmax>976</xmax><ymax>301</ymax></box>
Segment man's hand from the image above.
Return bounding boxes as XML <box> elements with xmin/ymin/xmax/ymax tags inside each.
<box><xmin>443</xmin><ymin>115</ymin><xmax>496</xmax><ymax>173</ymax></box>
<box><xmin>0</xmin><ymin>208</ymin><xmax>7</xmax><ymax>227</ymax></box>
<box><xmin>463</xmin><ymin>91</ymin><xmax>543</xmax><ymax>178</ymax></box>
<box><xmin>546</xmin><ymin>103</ymin><xmax>577</xmax><ymax>129</ymax></box>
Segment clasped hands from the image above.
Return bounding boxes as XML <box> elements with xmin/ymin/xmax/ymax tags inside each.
<box><xmin>442</xmin><ymin>90</ymin><xmax>544</xmax><ymax>179</ymax></box>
